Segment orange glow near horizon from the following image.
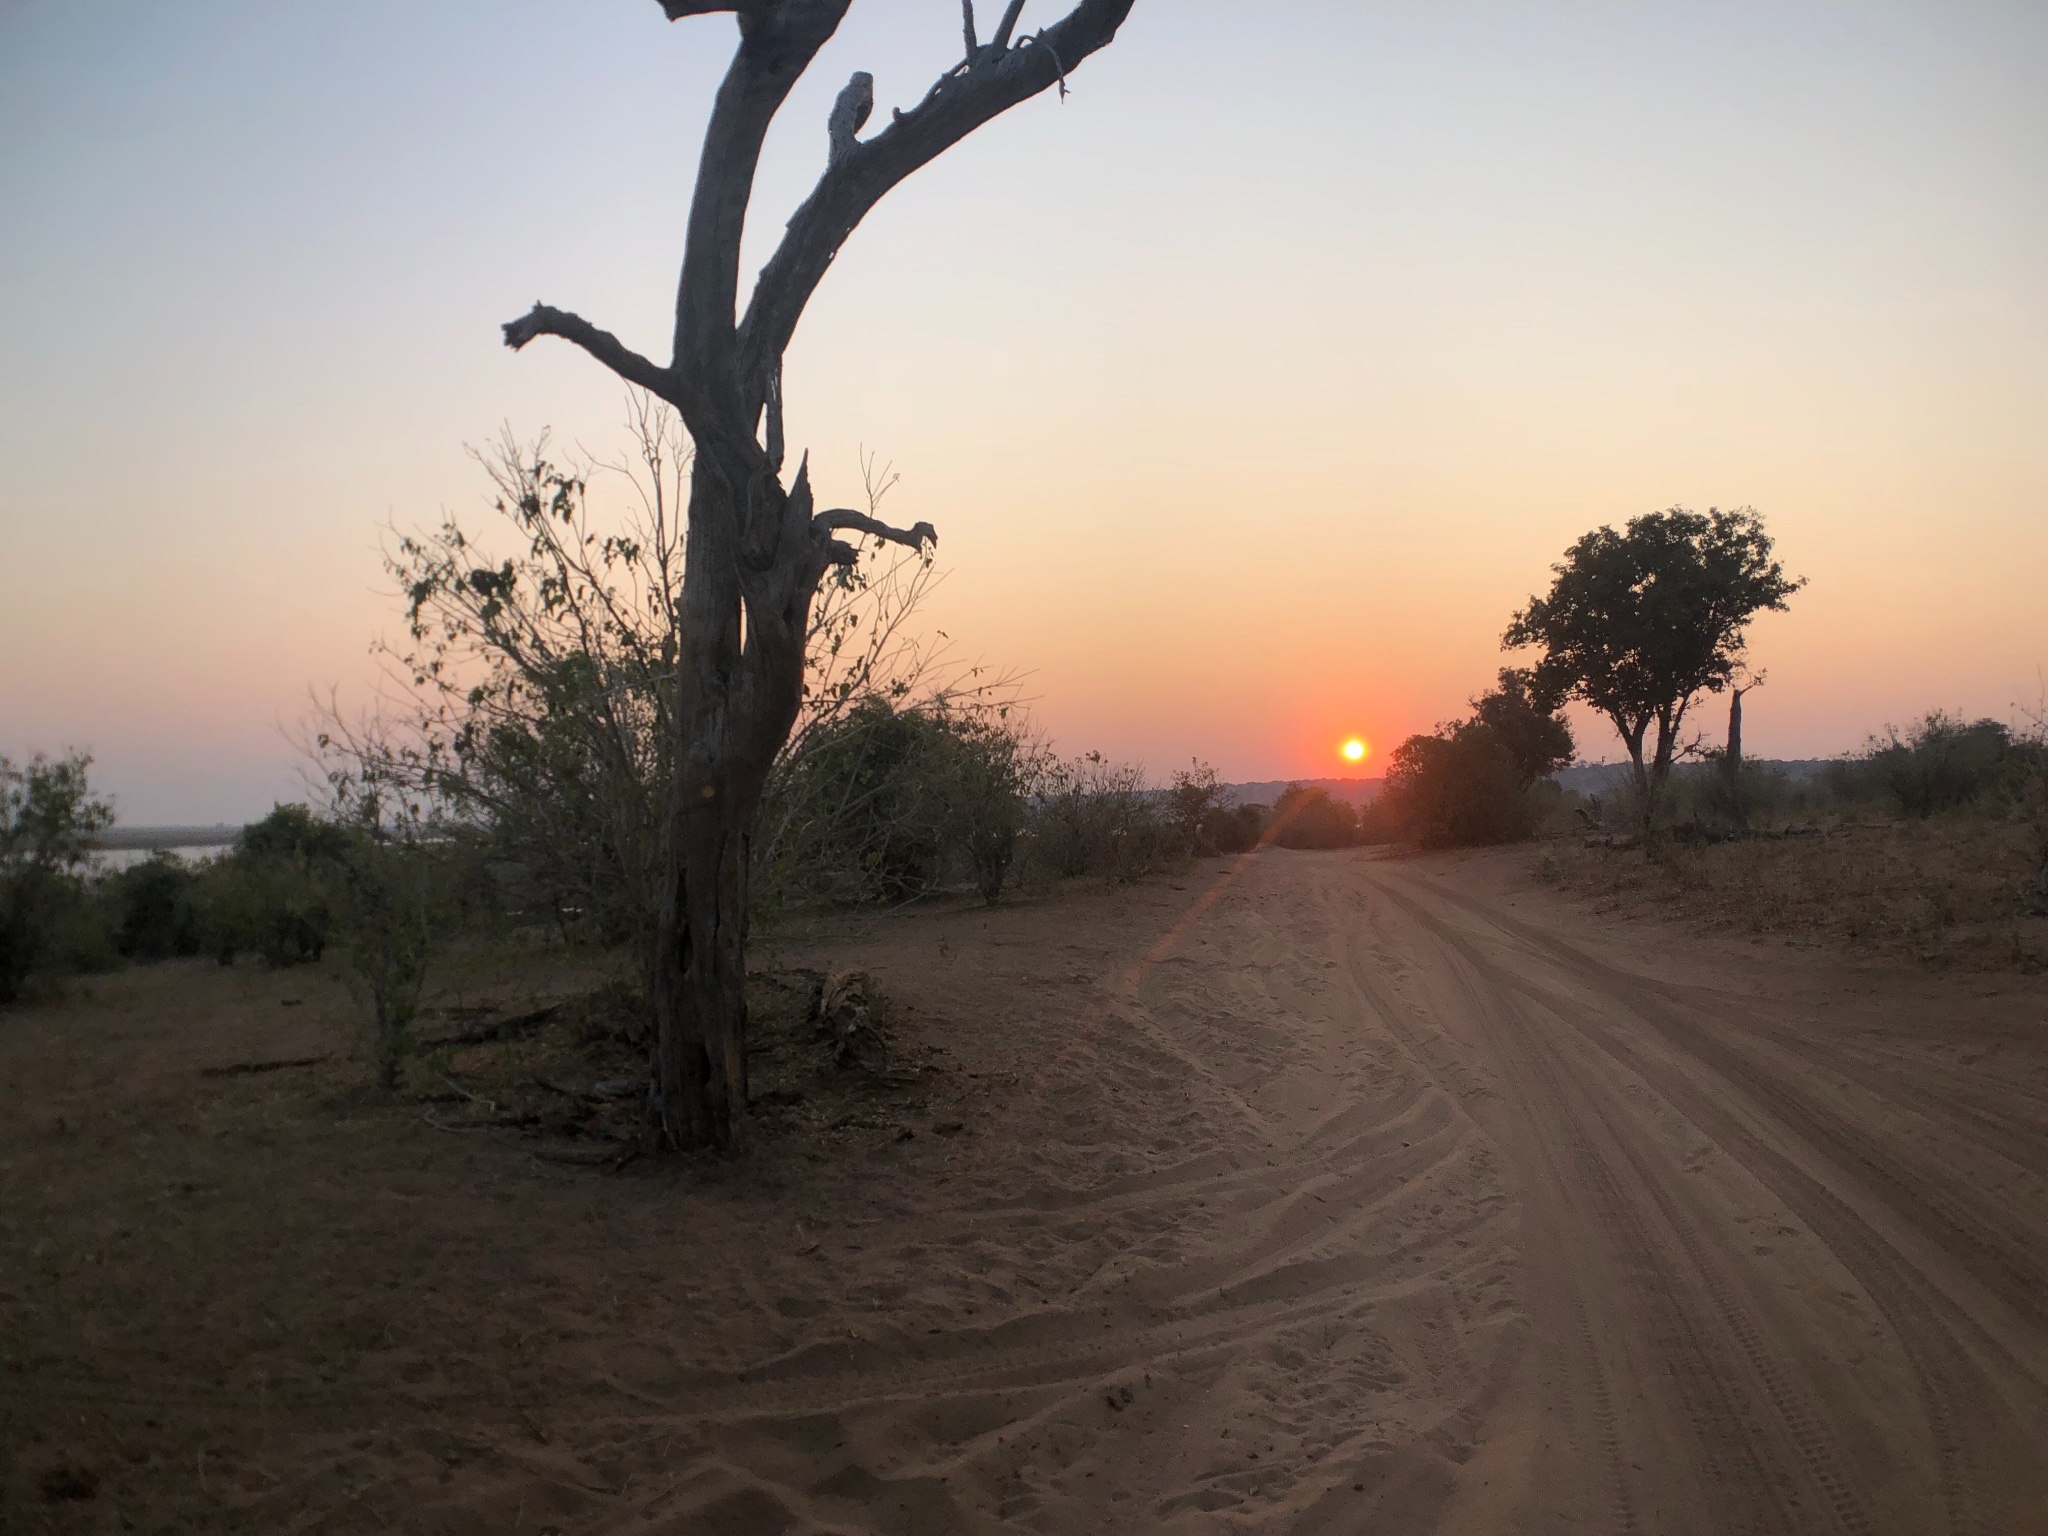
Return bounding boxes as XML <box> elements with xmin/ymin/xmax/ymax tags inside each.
<box><xmin>1341</xmin><ymin>737</ymin><xmax>1369</xmax><ymax>765</ymax></box>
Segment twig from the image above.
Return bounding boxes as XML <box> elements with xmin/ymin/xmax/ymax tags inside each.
<box><xmin>199</xmin><ymin>1055</ymin><xmax>333</xmax><ymax>1078</ymax></box>
<box><xmin>440</xmin><ymin>1074</ymin><xmax>499</xmax><ymax>1114</ymax></box>
<box><xmin>991</xmin><ymin>0</ymin><xmax>1028</xmax><ymax>51</ymax></box>
<box><xmin>1021</xmin><ymin>32</ymin><xmax>1069</xmax><ymax>98</ymax></box>
<box><xmin>423</xmin><ymin>1109</ymin><xmax>495</xmax><ymax>1134</ymax></box>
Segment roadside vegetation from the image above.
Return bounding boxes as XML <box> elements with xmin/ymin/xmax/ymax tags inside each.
<box><xmin>1542</xmin><ymin>710</ymin><xmax>2048</xmax><ymax>970</ymax></box>
<box><xmin>10</xmin><ymin>488</ymin><xmax>2039</xmax><ymax>1138</ymax></box>
<box><xmin>0</xmin><ymin>414</ymin><xmax>1202</xmax><ymax>1104</ymax></box>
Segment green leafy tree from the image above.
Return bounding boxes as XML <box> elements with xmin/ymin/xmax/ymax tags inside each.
<box><xmin>0</xmin><ymin>753</ymin><xmax>115</xmax><ymax>1003</ymax></box>
<box><xmin>1504</xmin><ymin>506</ymin><xmax>1802</xmax><ymax>833</ymax></box>
<box><xmin>1471</xmin><ymin>669</ymin><xmax>1575</xmax><ymax>789</ymax></box>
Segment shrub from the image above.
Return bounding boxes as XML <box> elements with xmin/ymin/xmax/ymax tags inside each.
<box><xmin>1379</xmin><ymin>723</ymin><xmax>1536</xmax><ymax>848</ymax></box>
<box><xmin>763</xmin><ymin>699</ymin><xmax>951</xmax><ymax>904</ymax></box>
<box><xmin>760</xmin><ymin>700</ymin><xmax>1044</xmax><ymax>906</ymax></box>
<box><xmin>1861</xmin><ymin>713</ymin><xmax>2017</xmax><ymax>818</ymax></box>
<box><xmin>1029</xmin><ymin>754</ymin><xmax>1178</xmax><ymax>882</ymax></box>
<box><xmin>103</xmin><ymin>854</ymin><xmax>205</xmax><ymax>961</ymax></box>
<box><xmin>332</xmin><ymin>824</ymin><xmax>455</xmax><ymax>1091</ymax></box>
<box><xmin>1271</xmin><ymin>785</ymin><xmax>1363</xmax><ymax>849</ymax></box>
<box><xmin>1208</xmin><ymin>803</ymin><xmax>1266</xmax><ymax>855</ymax></box>
<box><xmin>929</xmin><ymin>713</ymin><xmax>1036</xmax><ymax>903</ymax></box>
<box><xmin>1167</xmin><ymin>761</ymin><xmax>1263</xmax><ymax>856</ymax></box>
<box><xmin>195</xmin><ymin>805</ymin><xmax>354</xmax><ymax>966</ymax></box>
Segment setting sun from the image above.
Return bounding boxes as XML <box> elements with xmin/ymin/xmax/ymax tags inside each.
<box><xmin>1341</xmin><ymin>738</ymin><xmax>1368</xmax><ymax>764</ymax></box>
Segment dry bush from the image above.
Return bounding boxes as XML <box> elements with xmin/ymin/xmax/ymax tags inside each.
<box><xmin>1025</xmin><ymin>753</ymin><xmax>1180</xmax><ymax>883</ymax></box>
<box><xmin>1537</xmin><ymin>806</ymin><xmax>2046</xmax><ymax>971</ymax></box>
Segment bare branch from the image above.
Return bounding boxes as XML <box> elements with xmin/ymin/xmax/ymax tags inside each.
<box><xmin>671</xmin><ymin>1</ymin><xmax>852</xmax><ymax>434</ymax></box>
<box><xmin>737</xmin><ymin>0</ymin><xmax>1136</xmax><ymax>414</ymax></box>
<box><xmin>658</xmin><ymin>1</ymin><xmax>759</xmax><ymax>17</ymax></box>
<box><xmin>961</xmin><ymin>0</ymin><xmax>979</xmax><ymax>57</ymax></box>
<box><xmin>826</xmin><ymin>71</ymin><xmax>874</xmax><ymax>168</ymax></box>
<box><xmin>813</xmin><ymin>507</ymin><xmax>938</xmax><ymax>554</ymax></box>
<box><xmin>991</xmin><ymin>0</ymin><xmax>1028</xmax><ymax>50</ymax></box>
<box><xmin>501</xmin><ymin>304</ymin><xmax>675</xmax><ymax>401</ymax></box>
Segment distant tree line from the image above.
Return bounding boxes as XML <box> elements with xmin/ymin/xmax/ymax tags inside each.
<box><xmin>0</xmin><ymin>769</ymin><xmax>482</xmax><ymax>1087</ymax></box>
<box><xmin>1296</xmin><ymin>505</ymin><xmax>1805</xmax><ymax>853</ymax></box>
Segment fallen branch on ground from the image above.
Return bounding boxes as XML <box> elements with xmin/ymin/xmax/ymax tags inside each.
<box><xmin>199</xmin><ymin>1055</ymin><xmax>333</xmax><ymax>1078</ymax></box>
<box><xmin>422</xmin><ymin>1004</ymin><xmax>562</xmax><ymax>1050</ymax></box>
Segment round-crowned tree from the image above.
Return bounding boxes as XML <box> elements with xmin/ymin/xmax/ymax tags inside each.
<box><xmin>1505</xmin><ymin>506</ymin><xmax>1801</xmax><ymax>835</ymax></box>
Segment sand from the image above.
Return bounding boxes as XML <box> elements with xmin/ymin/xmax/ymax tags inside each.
<box><xmin>3</xmin><ymin>846</ymin><xmax>2044</xmax><ymax>1532</ymax></box>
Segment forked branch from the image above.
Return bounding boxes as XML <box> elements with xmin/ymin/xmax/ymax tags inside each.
<box><xmin>991</xmin><ymin>1</ymin><xmax>1029</xmax><ymax>52</ymax></box>
<box><xmin>736</xmin><ymin>0</ymin><xmax>1135</xmax><ymax>414</ymax></box>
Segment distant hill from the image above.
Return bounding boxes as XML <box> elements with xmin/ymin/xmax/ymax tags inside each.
<box><xmin>1222</xmin><ymin>760</ymin><xmax>1840</xmax><ymax>808</ymax></box>
<box><xmin>1220</xmin><ymin>777</ymin><xmax>1382</xmax><ymax>809</ymax></box>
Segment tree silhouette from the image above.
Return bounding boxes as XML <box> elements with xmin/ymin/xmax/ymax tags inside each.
<box><xmin>502</xmin><ymin>0</ymin><xmax>1137</xmax><ymax>1150</ymax></box>
<box><xmin>1504</xmin><ymin>507</ymin><xmax>1801</xmax><ymax>834</ymax></box>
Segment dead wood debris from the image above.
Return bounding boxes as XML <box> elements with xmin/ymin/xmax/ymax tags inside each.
<box><xmin>420</xmin><ymin>1003</ymin><xmax>563</xmax><ymax>1050</ymax></box>
<box><xmin>198</xmin><ymin>1055</ymin><xmax>333</xmax><ymax>1078</ymax></box>
<box><xmin>815</xmin><ymin>970</ymin><xmax>887</xmax><ymax>1070</ymax></box>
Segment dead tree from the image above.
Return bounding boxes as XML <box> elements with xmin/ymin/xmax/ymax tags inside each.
<box><xmin>1722</xmin><ymin>673</ymin><xmax>1760</xmax><ymax>832</ymax></box>
<box><xmin>501</xmin><ymin>0</ymin><xmax>1137</xmax><ymax>1150</ymax></box>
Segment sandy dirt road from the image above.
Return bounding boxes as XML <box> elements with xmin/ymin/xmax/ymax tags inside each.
<box><xmin>5</xmin><ymin>846</ymin><xmax>2045</xmax><ymax>1533</ymax></box>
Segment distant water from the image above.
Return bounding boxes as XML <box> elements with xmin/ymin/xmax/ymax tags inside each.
<box><xmin>92</xmin><ymin>845</ymin><xmax>232</xmax><ymax>873</ymax></box>
<box><xmin>88</xmin><ymin>826</ymin><xmax>241</xmax><ymax>873</ymax></box>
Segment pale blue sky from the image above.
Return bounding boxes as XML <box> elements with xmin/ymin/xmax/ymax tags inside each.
<box><xmin>3</xmin><ymin>2</ymin><xmax>2044</xmax><ymax>820</ymax></box>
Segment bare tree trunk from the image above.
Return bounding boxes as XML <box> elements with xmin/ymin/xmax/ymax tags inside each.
<box><xmin>1723</xmin><ymin>684</ymin><xmax>1749</xmax><ymax>833</ymax></box>
<box><xmin>1611</xmin><ymin>714</ymin><xmax>1655</xmax><ymax>841</ymax></box>
<box><xmin>652</xmin><ymin>449</ymin><xmax>813</xmax><ymax>1146</ymax></box>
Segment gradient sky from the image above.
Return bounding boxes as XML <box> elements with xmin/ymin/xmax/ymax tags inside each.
<box><xmin>3</xmin><ymin>1</ymin><xmax>2044</xmax><ymax>822</ymax></box>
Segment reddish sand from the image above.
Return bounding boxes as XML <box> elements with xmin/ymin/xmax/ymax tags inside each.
<box><xmin>4</xmin><ymin>847</ymin><xmax>2045</xmax><ymax>1533</ymax></box>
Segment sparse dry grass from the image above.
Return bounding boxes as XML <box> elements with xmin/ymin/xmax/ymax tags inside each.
<box><xmin>1537</xmin><ymin>808</ymin><xmax>2047</xmax><ymax>971</ymax></box>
